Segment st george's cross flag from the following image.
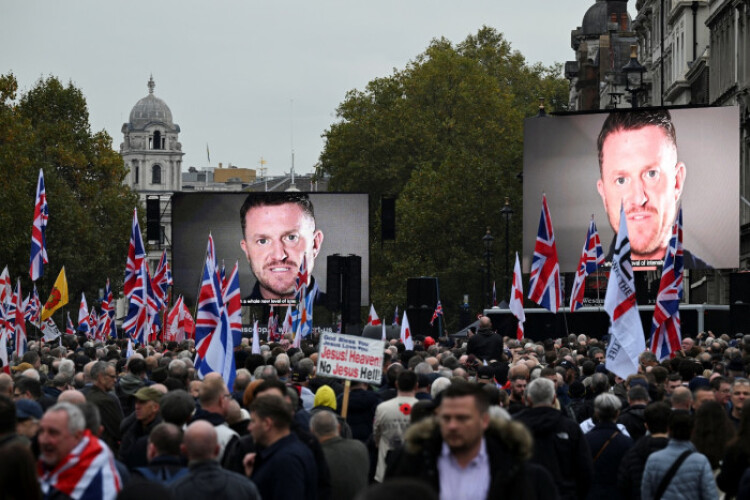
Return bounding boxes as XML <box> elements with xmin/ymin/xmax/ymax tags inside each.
<box><xmin>367</xmin><ymin>304</ymin><xmax>381</xmax><ymax>327</ymax></box>
<box><xmin>527</xmin><ymin>194</ymin><xmax>561</xmax><ymax>313</ymax></box>
<box><xmin>650</xmin><ymin>207</ymin><xmax>684</xmax><ymax>361</ymax></box>
<box><xmin>570</xmin><ymin>217</ymin><xmax>605</xmax><ymax>311</ymax></box>
<box><xmin>400</xmin><ymin>310</ymin><xmax>413</xmax><ymax>350</ymax></box>
<box><xmin>30</xmin><ymin>168</ymin><xmax>49</xmax><ymax>282</ymax></box>
<box><xmin>604</xmin><ymin>204</ymin><xmax>646</xmax><ymax>379</ymax></box>
<box><xmin>509</xmin><ymin>253</ymin><xmax>526</xmax><ymax>340</ymax></box>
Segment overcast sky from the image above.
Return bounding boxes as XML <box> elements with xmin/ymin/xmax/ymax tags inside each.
<box><xmin>3</xmin><ymin>1</ymin><xmax>636</xmax><ymax>178</ymax></box>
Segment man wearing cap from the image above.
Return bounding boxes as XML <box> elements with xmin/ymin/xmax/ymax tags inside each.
<box><xmin>119</xmin><ymin>386</ymin><xmax>163</xmax><ymax>469</ymax></box>
<box><xmin>16</xmin><ymin>398</ymin><xmax>43</xmax><ymax>442</ymax></box>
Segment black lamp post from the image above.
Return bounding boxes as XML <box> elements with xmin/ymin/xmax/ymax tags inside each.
<box><xmin>499</xmin><ymin>197</ymin><xmax>513</xmax><ymax>303</ymax></box>
<box><xmin>622</xmin><ymin>44</ymin><xmax>646</xmax><ymax>108</ymax></box>
<box><xmin>482</xmin><ymin>227</ymin><xmax>494</xmax><ymax>309</ymax></box>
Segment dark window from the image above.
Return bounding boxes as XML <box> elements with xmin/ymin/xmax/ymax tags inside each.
<box><xmin>134</xmin><ymin>163</ymin><xmax>139</xmax><ymax>184</ymax></box>
<box><xmin>153</xmin><ymin>131</ymin><xmax>162</xmax><ymax>150</ymax></box>
<box><xmin>152</xmin><ymin>165</ymin><xmax>162</xmax><ymax>184</ymax></box>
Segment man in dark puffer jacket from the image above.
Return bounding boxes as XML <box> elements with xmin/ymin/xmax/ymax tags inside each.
<box><xmin>387</xmin><ymin>382</ymin><xmax>559</xmax><ymax>500</ymax></box>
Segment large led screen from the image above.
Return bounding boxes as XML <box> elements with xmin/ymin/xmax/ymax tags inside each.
<box><xmin>172</xmin><ymin>192</ymin><xmax>369</xmax><ymax>308</ymax></box>
<box><xmin>523</xmin><ymin>106</ymin><xmax>739</xmax><ymax>272</ymax></box>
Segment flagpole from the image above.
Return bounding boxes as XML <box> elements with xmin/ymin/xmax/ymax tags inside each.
<box><xmin>435</xmin><ymin>279</ymin><xmax>442</xmax><ymax>337</ymax></box>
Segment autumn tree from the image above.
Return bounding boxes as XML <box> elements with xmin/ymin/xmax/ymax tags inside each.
<box><xmin>0</xmin><ymin>73</ymin><xmax>140</xmax><ymax>319</ymax></box>
<box><xmin>318</xmin><ymin>27</ymin><xmax>568</xmax><ymax>329</ymax></box>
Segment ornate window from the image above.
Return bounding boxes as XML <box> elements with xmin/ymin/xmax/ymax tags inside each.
<box><xmin>152</xmin><ymin>164</ymin><xmax>162</xmax><ymax>184</ymax></box>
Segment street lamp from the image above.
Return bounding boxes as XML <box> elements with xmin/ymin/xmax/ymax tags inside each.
<box><xmin>482</xmin><ymin>227</ymin><xmax>494</xmax><ymax>308</ymax></box>
<box><xmin>622</xmin><ymin>44</ymin><xmax>646</xmax><ymax>108</ymax></box>
<box><xmin>499</xmin><ymin>197</ymin><xmax>513</xmax><ymax>303</ymax></box>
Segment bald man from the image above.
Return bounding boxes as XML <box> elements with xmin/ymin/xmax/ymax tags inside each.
<box><xmin>466</xmin><ymin>316</ymin><xmax>504</xmax><ymax>362</ymax></box>
<box><xmin>172</xmin><ymin>420</ymin><xmax>260</xmax><ymax>500</ymax></box>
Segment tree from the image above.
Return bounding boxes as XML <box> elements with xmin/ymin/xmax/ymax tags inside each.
<box><xmin>0</xmin><ymin>73</ymin><xmax>140</xmax><ymax>320</ymax></box>
<box><xmin>318</xmin><ymin>27</ymin><xmax>569</xmax><ymax>330</ymax></box>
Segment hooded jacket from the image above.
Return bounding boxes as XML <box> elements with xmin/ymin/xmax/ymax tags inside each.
<box><xmin>387</xmin><ymin>417</ymin><xmax>559</xmax><ymax>500</ymax></box>
<box><xmin>513</xmin><ymin>406</ymin><xmax>593</xmax><ymax>500</ymax></box>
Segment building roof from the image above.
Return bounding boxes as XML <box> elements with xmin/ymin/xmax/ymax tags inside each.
<box><xmin>582</xmin><ymin>0</ymin><xmax>630</xmax><ymax>36</ymax></box>
<box><xmin>126</xmin><ymin>76</ymin><xmax>176</xmax><ymax>131</ymax></box>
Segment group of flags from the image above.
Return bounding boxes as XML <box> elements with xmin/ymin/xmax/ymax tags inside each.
<box><xmin>365</xmin><ymin>300</ymin><xmax>441</xmax><ymax>349</ymax></box>
<box><xmin>517</xmin><ymin>194</ymin><xmax>684</xmax><ymax>378</ymax></box>
<box><xmin>121</xmin><ymin>208</ymin><xmax>192</xmax><ymax>347</ymax></box>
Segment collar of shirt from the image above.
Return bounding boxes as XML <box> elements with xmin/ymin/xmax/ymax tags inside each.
<box><xmin>437</xmin><ymin>437</ymin><xmax>490</xmax><ymax>500</ymax></box>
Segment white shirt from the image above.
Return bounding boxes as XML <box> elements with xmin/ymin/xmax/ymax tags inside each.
<box><xmin>437</xmin><ymin>438</ymin><xmax>490</xmax><ymax>500</ymax></box>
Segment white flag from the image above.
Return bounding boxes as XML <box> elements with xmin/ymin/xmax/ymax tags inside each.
<box><xmin>41</xmin><ymin>318</ymin><xmax>61</xmax><ymax>342</ymax></box>
<box><xmin>400</xmin><ymin>311</ymin><xmax>413</xmax><ymax>350</ymax></box>
<box><xmin>252</xmin><ymin>320</ymin><xmax>261</xmax><ymax>354</ymax></box>
<box><xmin>509</xmin><ymin>252</ymin><xmax>526</xmax><ymax>340</ymax></box>
<box><xmin>604</xmin><ymin>205</ymin><xmax>646</xmax><ymax>378</ymax></box>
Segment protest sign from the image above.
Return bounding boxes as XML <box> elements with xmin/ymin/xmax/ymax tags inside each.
<box><xmin>317</xmin><ymin>332</ymin><xmax>383</xmax><ymax>384</ymax></box>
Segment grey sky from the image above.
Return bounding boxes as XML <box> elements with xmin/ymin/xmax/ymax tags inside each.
<box><xmin>3</xmin><ymin>1</ymin><xmax>635</xmax><ymax>178</ymax></box>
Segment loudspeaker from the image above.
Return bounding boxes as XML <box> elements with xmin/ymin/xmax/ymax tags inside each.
<box><xmin>730</xmin><ymin>273</ymin><xmax>750</xmax><ymax>304</ymax></box>
<box><xmin>731</xmin><ymin>303</ymin><xmax>750</xmax><ymax>335</ymax></box>
<box><xmin>381</xmin><ymin>197</ymin><xmax>396</xmax><ymax>241</ymax></box>
<box><xmin>326</xmin><ymin>254</ymin><xmax>362</xmax><ymax>333</ymax></box>
<box><xmin>326</xmin><ymin>255</ymin><xmax>342</xmax><ymax>311</ymax></box>
<box><xmin>407</xmin><ymin>277</ymin><xmax>438</xmax><ymax>309</ymax></box>
<box><xmin>146</xmin><ymin>198</ymin><xmax>161</xmax><ymax>241</ymax></box>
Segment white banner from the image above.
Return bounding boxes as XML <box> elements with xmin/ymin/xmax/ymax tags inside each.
<box><xmin>317</xmin><ymin>332</ymin><xmax>383</xmax><ymax>384</ymax></box>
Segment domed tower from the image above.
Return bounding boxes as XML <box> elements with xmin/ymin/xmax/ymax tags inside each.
<box><xmin>121</xmin><ymin>76</ymin><xmax>184</xmax><ymax>262</ymax></box>
<box><xmin>121</xmin><ymin>76</ymin><xmax>183</xmax><ymax>192</ymax></box>
<box><xmin>565</xmin><ymin>0</ymin><xmax>639</xmax><ymax>110</ymax></box>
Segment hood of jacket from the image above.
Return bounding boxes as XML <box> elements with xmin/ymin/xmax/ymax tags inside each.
<box><xmin>402</xmin><ymin>415</ymin><xmax>532</xmax><ymax>462</ymax></box>
<box><xmin>119</xmin><ymin>373</ymin><xmax>145</xmax><ymax>395</ymax></box>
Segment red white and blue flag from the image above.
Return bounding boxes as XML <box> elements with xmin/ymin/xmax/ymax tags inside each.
<box><xmin>11</xmin><ymin>280</ymin><xmax>26</xmax><ymax>357</ymax></box>
<box><xmin>570</xmin><ymin>217</ymin><xmax>605</xmax><ymax>312</ymax></box>
<box><xmin>101</xmin><ymin>279</ymin><xmax>116</xmax><ymax>339</ymax></box>
<box><xmin>24</xmin><ymin>285</ymin><xmax>42</xmax><ymax>327</ymax></box>
<box><xmin>367</xmin><ymin>305</ymin><xmax>381</xmax><ymax>327</ymax></box>
<box><xmin>66</xmin><ymin>312</ymin><xmax>75</xmax><ymax>336</ymax></box>
<box><xmin>400</xmin><ymin>310</ymin><xmax>413</xmax><ymax>350</ymax></box>
<box><xmin>77</xmin><ymin>293</ymin><xmax>90</xmax><ymax>336</ymax></box>
<box><xmin>124</xmin><ymin>208</ymin><xmax>146</xmax><ymax>298</ymax></box>
<box><xmin>528</xmin><ymin>194</ymin><xmax>561</xmax><ymax>313</ymax></box>
<box><xmin>604</xmin><ymin>204</ymin><xmax>646</xmax><ymax>378</ymax></box>
<box><xmin>392</xmin><ymin>306</ymin><xmax>400</xmax><ymax>327</ymax></box>
<box><xmin>268</xmin><ymin>306</ymin><xmax>280</xmax><ymax>342</ymax></box>
<box><xmin>650</xmin><ymin>207</ymin><xmax>684</xmax><ymax>361</ymax></box>
<box><xmin>0</xmin><ymin>266</ymin><xmax>11</xmax><ymax>307</ymax></box>
<box><xmin>30</xmin><ymin>168</ymin><xmax>49</xmax><ymax>282</ymax></box>
<box><xmin>122</xmin><ymin>260</ymin><xmax>150</xmax><ymax>345</ymax></box>
<box><xmin>194</xmin><ymin>236</ymin><xmax>240</xmax><ymax>388</ymax></box>
<box><xmin>38</xmin><ymin>430</ymin><xmax>122</xmax><ymax>500</ymax></box>
<box><xmin>510</xmin><ymin>253</ymin><xmax>526</xmax><ymax>340</ymax></box>
<box><xmin>152</xmin><ymin>249</ymin><xmax>172</xmax><ymax>310</ymax></box>
<box><xmin>295</xmin><ymin>254</ymin><xmax>309</xmax><ymax>297</ymax></box>
<box><xmin>429</xmin><ymin>301</ymin><xmax>443</xmax><ymax>326</ymax></box>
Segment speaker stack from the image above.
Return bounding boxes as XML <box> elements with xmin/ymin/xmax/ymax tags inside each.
<box><xmin>326</xmin><ymin>254</ymin><xmax>362</xmax><ymax>334</ymax></box>
<box><xmin>406</xmin><ymin>277</ymin><xmax>439</xmax><ymax>339</ymax></box>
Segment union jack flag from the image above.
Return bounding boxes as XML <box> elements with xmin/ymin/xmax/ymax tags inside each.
<box><xmin>528</xmin><ymin>194</ymin><xmax>561</xmax><ymax>313</ymax></box>
<box><xmin>37</xmin><ymin>430</ymin><xmax>122</xmax><ymax>499</ymax></box>
<box><xmin>195</xmin><ymin>255</ymin><xmax>240</xmax><ymax>388</ymax></box>
<box><xmin>30</xmin><ymin>169</ymin><xmax>49</xmax><ymax>282</ymax></box>
<box><xmin>650</xmin><ymin>207</ymin><xmax>684</xmax><ymax>361</ymax></box>
<box><xmin>570</xmin><ymin>216</ymin><xmax>605</xmax><ymax>312</ymax></box>
<box><xmin>124</xmin><ymin>208</ymin><xmax>146</xmax><ymax>297</ymax></box>
<box><xmin>392</xmin><ymin>306</ymin><xmax>400</xmax><ymax>327</ymax></box>
<box><xmin>219</xmin><ymin>260</ymin><xmax>227</xmax><ymax>294</ymax></box>
<box><xmin>24</xmin><ymin>285</ymin><xmax>42</xmax><ymax>326</ymax></box>
<box><xmin>66</xmin><ymin>312</ymin><xmax>75</xmax><ymax>336</ymax></box>
<box><xmin>101</xmin><ymin>279</ymin><xmax>116</xmax><ymax>339</ymax></box>
<box><xmin>268</xmin><ymin>306</ymin><xmax>280</xmax><ymax>342</ymax></box>
<box><xmin>10</xmin><ymin>280</ymin><xmax>26</xmax><ymax>357</ymax></box>
<box><xmin>122</xmin><ymin>260</ymin><xmax>150</xmax><ymax>345</ymax></box>
<box><xmin>152</xmin><ymin>249</ymin><xmax>172</xmax><ymax>310</ymax></box>
<box><xmin>295</xmin><ymin>254</ymin><xmax>309</xmax><ymax>298</ymax></box>
<box><xmin>429</xmin><ymin>300</ymin><xmax>443</xmax><ymax>326</ymax></box>
<box><xmin>89</xmin><ymin>309</ymin><xmax>101</xmax><ymax>342</ymax></box>
<box><xmin>195</xmin><ymin>236</ymin><xmax>222</xmax><ymax>351</ymax></box>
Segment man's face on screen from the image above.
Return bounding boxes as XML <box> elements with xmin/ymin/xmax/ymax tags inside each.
<box><xmin>597</xmin><ymin>125</ymin><xmax>685</xmax><ymax>260</ymax></box>
<box><xmin>241</xmin><ymin>202</ymin><xmax>323</xmax><ymax>299</ymax></box>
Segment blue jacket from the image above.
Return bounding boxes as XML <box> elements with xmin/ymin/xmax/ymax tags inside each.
<box><xmin>641</xmin><ymin>440</ymin><xmax>718</xmax><ymax>500</ymax></box>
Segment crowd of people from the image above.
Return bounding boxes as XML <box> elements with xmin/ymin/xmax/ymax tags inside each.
<box><xmin>2</xmin><ymin>315</ymin><xmax>750</xmax><ymax>500</ymax></box>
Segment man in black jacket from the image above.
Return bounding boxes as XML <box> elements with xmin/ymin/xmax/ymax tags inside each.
<box><xmin>387</xmin><ymin>382</ymin><xmax>559</xmax><ymax>499</ymax></box>
<box><xmin>466</xmin><ymin>316</ymin><xmax>503</xmax><ymax>362</ymax></box>
<box><xmin>514</xmin><ymin>377</ymin><xmax>593</xmax><ymax>500</ymax></box>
